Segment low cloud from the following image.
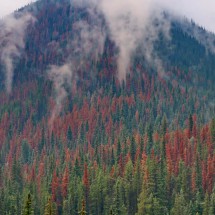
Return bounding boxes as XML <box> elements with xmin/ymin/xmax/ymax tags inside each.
<box><xmin>48</xmin><ymin>64</ymin><xmax>73</xmax><ymax>126</ymax></box>
<box><xmin>98</xmin><ymin>0</ymin><xmax>171</xmax><ymax>80</ymax></box>
<box><xmin>0</xmin><ymin>13</ymin><xmax>35</xmax><ymax>94</ymax></box>
<box><xmin>178</xmin><ymin>17</ymin><xmax>215</xmax><ymax>54</ymax></box>
<box><xmin>48</xmin><ymin>2</ymin><xmax>106</xmax><ymax>124</ymax></box>
<box><xmin>99</xmin><ymin>0</ymin><xmax>152</xmax><ymax>81</ymax></box>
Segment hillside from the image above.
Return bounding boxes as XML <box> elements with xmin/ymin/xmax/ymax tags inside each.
<box><xmin>0</xmin><ymin>0</ymin><xmax>215</xmax><ymax>214</ymax></box>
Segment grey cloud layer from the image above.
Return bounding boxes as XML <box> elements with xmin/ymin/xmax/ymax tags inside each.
<box><xmin>0</xmin><ymin>13</ymin><xmax>35</xmax><ymax>94</ymax></box>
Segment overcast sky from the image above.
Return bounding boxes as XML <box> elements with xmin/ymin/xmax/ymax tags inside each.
<box><xmin>160</xmin><ymin>0</ymin><xmax>215</xmax><ymax>33</ymax></box>
<box><xmin>0</xmin><ymin>0</ymin><xmax>36</xmax><ymax>17</ymax></box>
<box><xmin>0</xmin><ymin>0</ymin><xmax>215</xmax><ymax>33</ymax></box>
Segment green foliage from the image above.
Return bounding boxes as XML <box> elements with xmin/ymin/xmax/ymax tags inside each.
<box><xmin>44</xmin><ymin>197</ymin><xmax>56</xmax><ymax>215</ymax></box>
<box><xmin>67</xmin><ymin>126</ymin><xmax>73</xmax><ymax>142</ymax></box>
<box><xmin>171</xmin><ymin>190</ymin><xmax>192</xmax><ymax>215</ymax></box>
<box><xmin>211</xmin><ymin>118</ymin><xmax>215</xmax><ymax>143</ymax></box>
<box><xmin>130</xmin><ymin>136</ymin><xmax>136</xmax><ymax>164</ymax></box>
<box><xmin>78</xmin><ymin>200</ymin><xmax>87</xmax><ymax>215</ymax></box>
<box><xmin>23</xmin><ymin>193</ymin><xmax>33</xmax><ymax>215</ymax></box>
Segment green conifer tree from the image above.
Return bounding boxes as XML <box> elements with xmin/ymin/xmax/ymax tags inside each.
<box><xmin>130</xmin><ymin>136</ymin><xmax>136</xmax><ymax>164</ymax></box>
<box><xmin>171</xmin><ymin>190</ymin><xmax>192</xmax><ymax>215</ymax></box>
<box><xmin>203</xmin><ymin>193</ymin><xmax>210</xmax><ymax>215</ymax></box>
<box><xmin>78</xmin><ymin>200</ymin><xmax>87</xmax><ymax>215</ymax></box>
<box><xmin>44</xmin><ymin>197</ymin><xmax>56</xmax><ymax>215</ymax></box>
<box><xmin>23</xmin><ymin>193</ymin><xmax>33</xmax><ymax>215</ymax></box>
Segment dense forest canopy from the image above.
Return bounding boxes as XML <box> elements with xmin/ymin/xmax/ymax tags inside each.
<box><xmin>0</xmin><ymin>0</ymin><xmax>215</xmax><ymax>214</ymax></box>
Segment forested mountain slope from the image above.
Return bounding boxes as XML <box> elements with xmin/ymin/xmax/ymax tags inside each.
<box><xmin>0</xmin><ymin>0</ymin><xmax>215</xmax><ymax>214</ymax></box>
